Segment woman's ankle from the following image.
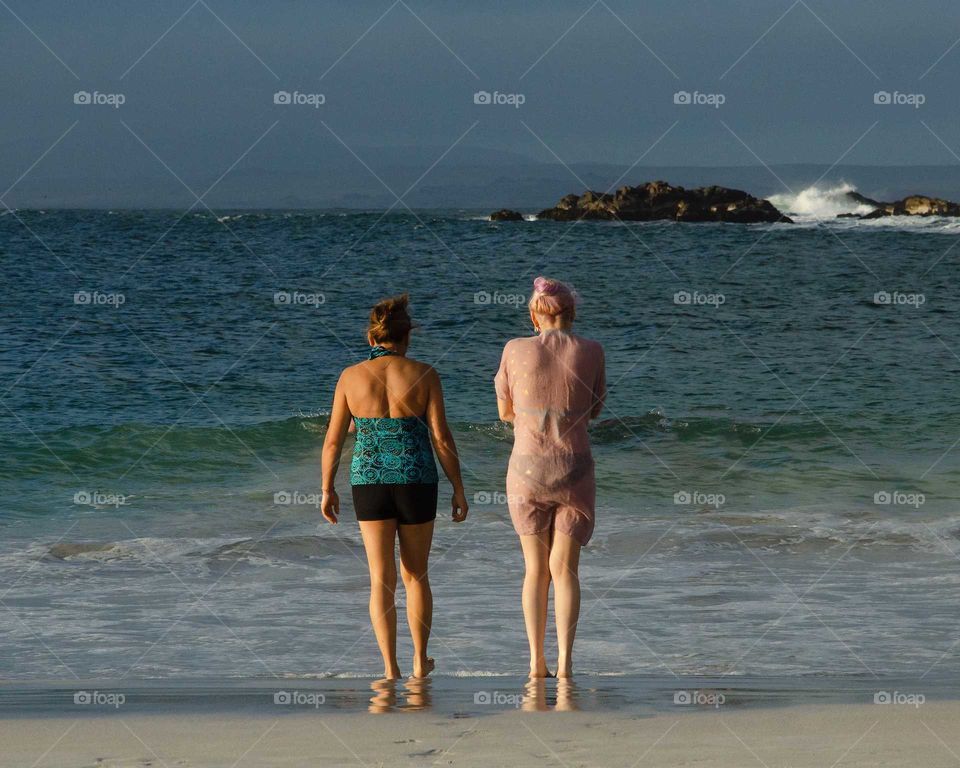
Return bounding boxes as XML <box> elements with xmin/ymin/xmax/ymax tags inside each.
<box><xmin>529</xmin><ymin>656</ymin><xmax>550</xmax><ymax>677</ymax></box>
<box><xmin>412</xmin><ymin>654</ymin><xmax>435</xmax><ymax>677</ymax></box>
<box><xmin>384</xmin><ymin>661</ymin><xmax>402</xmax><ymax>679</ymax></box>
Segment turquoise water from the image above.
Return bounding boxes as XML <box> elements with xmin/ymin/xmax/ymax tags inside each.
<box><xmin>1</xmin><ymin>209</ymin><xmax>959</xmax><ymax>681</ymax></box>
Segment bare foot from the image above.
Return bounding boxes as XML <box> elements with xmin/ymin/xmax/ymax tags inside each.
<box><xmin>412</xmin><ymin>656</ymin><xmax>435</xmax><ymax>678</ymax></box>
<box><xmin>529</xmin><ymin>663</ymin><xmax>554</xmax><ymax>678</ymax></box>
<box><xmin>384</xmin><ymin>666</ymin><xmax>403</xmax><ymax>680</ymax></box>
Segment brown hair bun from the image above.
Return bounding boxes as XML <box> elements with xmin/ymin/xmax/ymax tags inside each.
<box><xmin>368</xmin><ymin>293</ymin><xmax>413</xmax><ymax>344</ymax></box>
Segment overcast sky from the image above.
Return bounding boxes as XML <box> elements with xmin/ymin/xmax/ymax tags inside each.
<box><xmin>2</xmin><ymin>0</ymin><xmax>959</xmax><ymax>204</ymax></box>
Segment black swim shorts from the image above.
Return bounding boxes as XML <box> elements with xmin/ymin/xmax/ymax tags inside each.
<box><xmin>351</xmin><ymin>483</ymin><xmax>438</xmax><ymax>525</ymax></box>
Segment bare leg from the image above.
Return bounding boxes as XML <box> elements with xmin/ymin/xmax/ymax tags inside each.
<box><xmin>549</xmin><ymin>531</ymin><xmax>581</xmax><ymax>678</ymax></box>
<box><xmin>359</xmin><ymin>520</ymin><xmax>401</xmax><ymax>679</ymax></box>
<box><xmin>398</xmin><ymin>520</ymin><xmax>435</xmax><ymax>678</ymax></box>
<box><xmin>519</xmin><ymin>530</ymin><xmax>553</xmax><ymax>677</ymax></box>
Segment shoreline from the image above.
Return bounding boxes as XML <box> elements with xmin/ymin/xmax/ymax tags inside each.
<box><xmin>0</xmin><ymin>674</ymin><xmax>946</xmax><ymax>718</ymax></box>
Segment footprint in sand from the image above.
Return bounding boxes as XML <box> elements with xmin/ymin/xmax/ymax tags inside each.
<box><xmin>408</xmin><ymin>748</ymin><xmax>442</xmax><ymax>757</ymax></box>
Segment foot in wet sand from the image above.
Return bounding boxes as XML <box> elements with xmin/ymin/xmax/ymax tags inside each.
<box><xmin>412</xmin><ymin>656</ymin><xmax>435</xmax><ymax>678</ymax></box>
<box><xmin>529</xmin><ymin>661</ymin><xmax>554</xmax><ymax>678</ymax></box>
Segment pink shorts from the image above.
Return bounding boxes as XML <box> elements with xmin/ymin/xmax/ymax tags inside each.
<box><xmin>506</xmin><ymin>456</ymin><xmax>596</xmax><ymax>546</ymax></box>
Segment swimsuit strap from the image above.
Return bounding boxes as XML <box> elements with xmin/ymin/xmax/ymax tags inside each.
<box><xmin>369</xmin><ymin>345</ymin><xmax>396</xmax><ymax>360</ymax></box>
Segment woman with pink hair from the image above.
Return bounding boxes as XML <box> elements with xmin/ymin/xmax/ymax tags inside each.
<box><xmin>494</xmin><ymin>276</ymin><xmax>606</xmax><ymax>678</ymax></box>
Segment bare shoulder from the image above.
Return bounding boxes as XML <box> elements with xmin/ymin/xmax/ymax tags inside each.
<box><xmin>375</xmin><ymin>355</ymin><xmax>435</xmax><ymax>383</ymax></box>
<box><xmin>337</xmin><ymin>361</ymin><xmax>367</xmax><ymax>385</ymax></box>
<box><xmin>406</xmin><ymin>357</ymin><xmax>438</xmax><ymax>381</ymax></box>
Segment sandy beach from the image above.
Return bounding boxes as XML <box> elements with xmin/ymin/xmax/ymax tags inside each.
<box><xmin>1</xmin><ymin>700</ymin><xmax>956</xmax><ymax>768</ymax></box>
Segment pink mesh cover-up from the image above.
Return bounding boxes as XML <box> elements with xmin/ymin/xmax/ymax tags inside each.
<box><xmin>494</xmin><ymin>330</ymin><xmax>606</xmax><ymax>546</ymax></box>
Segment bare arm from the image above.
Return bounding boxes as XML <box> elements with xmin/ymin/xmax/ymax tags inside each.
<box><xmin>425</xmin><ymin>368</ymin><xmax>468</xmax><ymax>522</ymax></box>
<box><xmin>320</xmin><ymin>373</ymin><xmax>352</xmax><ymax>523</ymax></box>
<box><xmin>497</xmin><ymin>393</ymin><xmax>515</xmax><ymax>423</ymax></box>
<box><xmin>494</xmin><ymin>344</ymin><xmax>514</xmax><ymax>422</ymax></box>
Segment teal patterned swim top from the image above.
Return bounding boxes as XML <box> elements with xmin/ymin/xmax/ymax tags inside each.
<box><xmin>349</xmin><ymin>346</ymin><xmax>439</xmax><ymax>486</ymax></box>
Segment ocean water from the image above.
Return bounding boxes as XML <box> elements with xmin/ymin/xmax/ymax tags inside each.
<box><xmin>2</xmin><ymin>189</ymin><xmax>959</xmax><ymax>683</ymax></box>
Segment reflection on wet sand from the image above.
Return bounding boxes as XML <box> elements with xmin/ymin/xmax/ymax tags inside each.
<box><xmin>521</xmin><ymin>678</ymin><xmax>581</xmax><ymax>712</ymax></box>
<box><xmin>401</xmin><ymin>676</ymin><xmax>432</xmax><ymax>711</ymax></box>
<box><xmin>369</xmin><ymin>677</ymin><xmax>433</xmax><ymax>713</ymax></box>
<box><xmin>555</xmin><ymin>679</ymin><xmax>579</xmax><ymax>711</ymax></box>
<box><xmin>368</xmin><ymin>678</ymin><xmax>397</xmax><ymax>713</ymax></box>
<box><xmin>370</xmin><ymin>677</ymin><xmax>580</xmax><ymax>713</ymax></box>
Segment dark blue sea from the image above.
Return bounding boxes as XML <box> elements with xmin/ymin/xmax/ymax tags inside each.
<box><xmin>1</xmin><ymin>198</ymin><xmax>958</xmax><ymax>683</ymax></box>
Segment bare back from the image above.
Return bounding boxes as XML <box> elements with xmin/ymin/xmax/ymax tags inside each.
<box><xmin>341</xmin><ymin>355</ymin><xmax>434</xmax><ymax>418</ymax></box>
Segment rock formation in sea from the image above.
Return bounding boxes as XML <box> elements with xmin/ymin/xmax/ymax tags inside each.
<box><xmin>531</xmin><ymin>181</ymin><xmax>792</xmax><ymax>224</ymax></box>
<box><xmin>489</xmin><ymin>208</ymin><xmax>524</xmax><ymax>221</ymax></box>
<box><xmin>841</xmin><ymin>190</ymin><xmax>960</xmax><ymax>218</ymax></box>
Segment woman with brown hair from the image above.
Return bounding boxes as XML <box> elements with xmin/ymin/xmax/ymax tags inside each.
<box><xmin>321</xmin><ymin>294</ymin><xmax>468</xmax><ymax>679</ymax></box>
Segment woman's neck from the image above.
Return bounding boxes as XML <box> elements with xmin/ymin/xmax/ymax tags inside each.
<box><xmin>538</xmin><ymin>321</ymin><xmax>573</xmax><ymax>333</ymax></box>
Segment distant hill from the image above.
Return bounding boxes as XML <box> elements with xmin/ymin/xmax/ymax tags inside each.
<box><xmin>3</xmin><ymin>138</ymin><xmax>960</xmax><ymax>210</ymax></box>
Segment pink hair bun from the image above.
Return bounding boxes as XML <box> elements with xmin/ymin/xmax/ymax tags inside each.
<box><xmin>533</xmin><ymin>276</ymin><xmax>560</xmax><ymax>295</ymax></box>
<box><xmin>530</xmin><ymin>275</ymin><xmax>577</xmax><ymax>317</ymax></box>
